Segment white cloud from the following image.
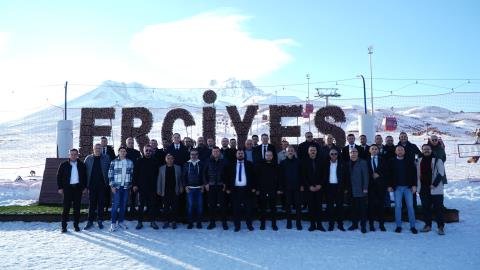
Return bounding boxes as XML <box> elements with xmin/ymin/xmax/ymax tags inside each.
<box><xmin>130</xmin><ymin>11</ymin><xmax>295</xmax><ymax>87</ymax></box>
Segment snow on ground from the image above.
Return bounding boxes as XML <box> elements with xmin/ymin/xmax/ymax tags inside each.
<box><xmin>1</xmin><ymin>187</ymin><xmax>480</xmax><ymax>270</ymax></box>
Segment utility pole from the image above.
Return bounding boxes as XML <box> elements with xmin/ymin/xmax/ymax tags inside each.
<box><xmin>358</xmin><ymin>75</ymin><xmax>368</xmax><ymax>115</ymax></box>
<box><xmin>315</xmin><ymin>88</ymin><xmax>341</xmax><ymax>106</ymax></box>
<box><xmin>368</xmin><ymin>46</ymin><xmax>374</xmax><ymax>115</ymax></box>
<box><xmin>64</xmin><ymin>81</ymin><xmax>68</xmax><ymax>120</ymax></box>
<box><xmin>306</xmin><ymin>73</ymin><xmax>311</xmax><ymax>131</ymax></box>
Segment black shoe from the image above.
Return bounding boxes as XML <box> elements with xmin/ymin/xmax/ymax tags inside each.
<box><xmin>348</xmin><ymin>225</ymin><xmax>358</xmax><ymax>231</ymax></box>
<box><xmin>247</xmin><ymin>223</ymin><xmax>254</xmax><ymax>231</ymax></box>
<box><xmin>410</xmin><ymin>227</ymin><xmax>418</xmax><ymax>234</ymax></box>
<box><xmin>328</xmin><ymin>224</ymin><xmax>334</xmax><ymax>231</ymax></box>
<box><xmin>151</xmin><ymin>222</ymin><xmax>159</xmax><ymax>230</ymax></box>
<box><xmin>286</xmin><ymin>220</ymin><xmax>292</xmax><ymax>229</ymax></box>
<box><xmin>196</xmin><ymin>222</ymin><xmax>202</xmax><ymax>229</ymax></box>
<box><xmin>272</xmin><ymin>224</ymin><xmax>278</xmax><ymax>231</ymax></box>
<box><xmin>296</xmin><ymin>223</ymin><xmax>303</xmax><ymax>231</ymax></box>
<box><xmin>370</xmin><ymin>225</ymin><xmax>375</xmax><ymax>232</ymax></box>
<box><xmin>171</xmin><ymin>222</ymin><xmax>177</xmax><ymax>229</ymax></box>
<box><xmin>308</xmin><ymin>225</ymin><xmax>316</xmax><ymax>232</ymax></box>
<box><xmin>207</xmin><ymin>222</ymin><xmax>216</xmax><ymax>230</ymax></box>
<box><xmin>98</xmin><ymin>222</ymin><xmax>104</xmax><ymax>230</ymax></box>
<box><xmin>74</xmin><ymin>225</ymin><xmax>80</xmax><ymax>232</ymax></box>
<box><xmin>135</xmin><ymin>222</ymin><xmax>143</xmax><ymax>230</ymax></box>
<box><xmin>316</xmin><ymin>224</ymin><xmax>326</xmax><ymax>232</ymax></box>
<box><xmin>234</xmin><ymin>226</ymin><xmax>240</xmax><ymax>232</ymax></box>
<box><xmin>260</xmin><ymin>222</ymin><xmax>266</xmax><ymax>230</ymax></box>
<box><xmin>361</xmin><ymin>227</ymin><xmax>367</xmax><ymax>234</ymax></box>
<box><xmin>84</xmin><ymin>222</ymin><xmax>94</xmax><ymax>230</ymax></box>
<box><xmin>395</xmin><ymin>227</ymin><xmax>402</xmax><ymax>233</ymax></box>
<box><xmin>379</xmin><ymin>224</ymin><xmax>386</xmax><ymax>232</ymax></box>
<box><xmin>222</xmin><ymin>222</ymin><xmax>229</xmax><ymax>230</ymax></box>
<box><xmin>338</xmin><ymin>224</ymin><xmax>346</xmax><ymax>231</ymax></box>
<box><xmin>61</xmin><ymin>227</ymin><xmax>67</xmax><ymax>233</ymax></box>
<box><xmin>162</xmin><ymin>222</ymin><xmax>170</xmax><ymax>229</ymax></box>
<box><xmin>187</xmin><ymin>223</ymin><xmax>194</xmax><ymax>229</ymax></box>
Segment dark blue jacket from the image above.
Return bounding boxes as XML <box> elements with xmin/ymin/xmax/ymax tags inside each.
<box><xmin>279</xmin><ymin>157</ymin><xmax>302</xmax><ymax>191</ymax></box>
<box><xmin>182</xmin><ymin>160</ymin><xmax>204</xmax><ymax>187</ymax></box>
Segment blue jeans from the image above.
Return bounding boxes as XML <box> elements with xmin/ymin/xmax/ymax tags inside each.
<box><xmin>111</xmin><ymin>188</ymin><xmax>129</xmax><ymax>224</ymax></box>
<box><xmin>394</xmin><ymin>186</ymin><xmax>416</xmax><ymax>228</ymax></box>
<box><xmin>187</xmin><ymin>187</ymin><xmax>203</xmax><ymax>223</ymax></box>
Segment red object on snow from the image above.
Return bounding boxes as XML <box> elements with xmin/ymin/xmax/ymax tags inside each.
<box><xmin>305</xmin><ymin>103</ymin><xmax>314</xmax><ymax>113</ymax></box>
<box><xmin>383</xmin><ymin>116</ymin><xmax>397</xmax><ymax>131</ymax></box>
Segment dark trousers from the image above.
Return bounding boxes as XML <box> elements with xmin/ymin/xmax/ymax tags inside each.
<box><xmin>351</xmin><ymin>197</ymin><xmax>368</xmax><ymax>229</ymax></box>
<box><xmin>259</xmin><ymin>191</ymin><xmax>277</xmax><ymax>224</ymax></box>
<box><xmin>87</xmin><ymin>184</ymin><xmax>105</xmax><ymax>223</ymax></box>
<box><xmin>138</xmin><ymin>191</ymin><xmax>159</xmax><ymax>222</ymax></box>
<box><xmin>162</xmin><ymin>192</ymin><xmax>179</xmax><ymax>223</ymax></box>
<box><xmin>285</xmin><ymin>190</ymin><xmax>302</xmax><ymax>224</ymax></box>
<box><xmin>307</xmin><ymin>190</ymin><xmax>323</xmax><ymax>226</ymax></box>
<box><xmin>368</xmin><ymin>182</ymin><xmax>386</xmax><ymax>225</ymax></box>
<box><xmin>62</xmin><ymin>184</ymin><xmax>82</xmax><ymax>228</ymax></box>
<box><xmin>326</xmin><ymin>184</ymin><xmax>344</xmax><ymax>226</ymax></box>
<box><xmin>232</xmin><ymin>187</ymin><xmax>254</xmax><ymax>228</ymax></box>
<box><xmin>207</xmin><ymin>185</ymin><xmax>227</xmax><ymax>223</ymax></box>
<box><xmin>104</xmin><ymin>185</ymin><xmax>111</xmax><ymax>212</ymax></box>
<box><xmin>420</xmin><ymin>192</ymin><xmax>445</xmax><ymax>228</ymax></box>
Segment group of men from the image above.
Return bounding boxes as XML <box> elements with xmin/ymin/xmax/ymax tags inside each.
<box><xmin>57</xmin><ymin>131</ymin><xmax>447</xmax><ymax>235</ymax></box>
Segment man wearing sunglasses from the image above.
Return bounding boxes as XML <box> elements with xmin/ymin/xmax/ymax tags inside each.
<box><xmin>324</xmin><ymin>149</ymin><xmax>346</xmax><ymax>231</ymax></box>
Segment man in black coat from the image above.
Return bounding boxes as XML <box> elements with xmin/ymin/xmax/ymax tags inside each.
<box><xmin>341</xmin><ymin>133</ymin><xmax>361</xmax><ymax>162</ymax></box>
<box><xmin>150</xmin><ymin>139</ymin><xmax>166</xmax><ymax>167</ymax></box>
<box><xmin>253</xmin><ymin>133</ymin><xmax>277</xmax><ymax>164</ymax></box>
<box><xmin>324</xmin><ymin>148</ymin><xmax>346</xmax><ymax>231</ymax></box>
<box><xmin>203</xmin><ymin>147</ymin><xmax>228</xmax><ymax>230</ymax></box>
<box><xmin>133</xmin><ymin>145</ymin><xmax>160</xmax><ymax>230</ymax></box>
<box><xmin>382</xmin><ymin>135</ymin><xmax>396</xmax><ymax>161</ymax></box>
<box><xmin>125</xmin><ymin>137</ymin><xmax>142</xmax><ymax>215</ymax></box>
<box><xmin>280</xmin><ymin>145</ymin><xmax>303</xmax><ymax>230</ymax></box>
<box><xmin>57</xmin><ymin>148</ymin><xmax>87</xmax><ymax>233</ymax></box>
<box><xmin>367</xmin><ymin>145</ymin><xmax>388</xmax><ymax>232</ymax></box>
<box><xmin>398</xmin><ymin>132</ymin><xmax>421</xmax><ymax>163</ymax></box>
<box><xmin>256</xmin><ymin>150</ymin><xmax>280</xmax><ymax>231</ymax></box>
<box><xmin>297</xmin><ymin>132</ymin><xmax>321</xmax><ymax>161</ymax></box>
<box><xmin>302</xmin><ymin>145</ymin><xmax>325</xmax><ymax>232</ymax></box>
<box><xmin>225</xmin><ymin>149</ymin><xmax>257</xmax><ymax>232</ymax></box>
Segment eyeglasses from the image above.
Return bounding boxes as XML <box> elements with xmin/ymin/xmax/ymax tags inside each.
<box><xmin>330</xmin><ymin>153</ymin><xmax>338</xmax><ymax>156</ymax></box>
<box><xmin>431</xmin><ymin>139</ymin><xmax>438</xmax><ymax>142</ymax></box>
<box><xmin>306</xmin><ymin>136</ymin><xmax>313</xmax><ymax>138</ymax></box>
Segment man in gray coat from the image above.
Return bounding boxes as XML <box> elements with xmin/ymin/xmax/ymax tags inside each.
<box><xmin>346</xmin><ymin>148</ymin><xmax>369</xmax><ymax>233</ymax></box>
<box><xmin>157</xmin><ymin>153</ymin><xmax>183</xmax><ymax>229</ymax></box>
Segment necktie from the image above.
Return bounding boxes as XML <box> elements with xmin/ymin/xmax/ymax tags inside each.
<box><xmin>103</xmin><ymin>147</ymin><xmax>106</xmax><ymax>155</ymax></box>
<box><xmin>373</xmin><ymin>157</ymin><xmax>377</xmax><ymax>171</ymax></box>
<box><xmin>263</xmin><ymin>145</ymin><xmax>266</xmax><ymax>159</ymax></box>
<box><xmin>238</xmin><ymin>162</ymin><xmax>243</xmax><ymax>183</ymax></box>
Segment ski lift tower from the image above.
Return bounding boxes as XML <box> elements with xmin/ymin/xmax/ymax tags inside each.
<box><xmin>315</xmin><ymin>88</ymin><xmax>341</xmax><ymax>106</ymax></box>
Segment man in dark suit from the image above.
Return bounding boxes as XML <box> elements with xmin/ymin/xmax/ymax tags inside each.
<box><xmin>302</xmin><ymin>145</ymin><xmax>325</xmax><ymax>232</ymax></box>
<box><xmin>324</xmin><ymin>148</ymin><xmax>346</xmax><ymax>231</ymax></box>
<box><xmin>166</xmin><ymin>133</ymin><xmax>189</xmax><ymax>166</ymax></box>
<box><xmin>358</xmin><ymin>135</ymin><xmax>370</xmax><ymax>160</ymax></box>
<box><xmin>100</xmin><ymin>136</ymin><xmax>116</xmax><ymax>213</ymax></box>
<box><xmin>367</xmin><ymin>145</ymin><xmax>388</xmax><ymax>232</ymax></box>
<box><xmin>256</xmin><ymin>150</ymin><xmax>280</xmax><ymax>231</ymax></box>
<box><xmin>100</xmin><ymin>136</ymin><xmax>116</xmax><ymax>160</ymax></box>
<box><xmin>225</xmin><ymin>149</ymin><xmax>257</xmax><ymax>232</ymax></box>
<box><xmin>220</xmin><ymin>137</ymin><xmax>236</xmax><ymax>164</ymax></box>
<box><xmin>150</xmin><ymin>139</ymin><xmax>166</xmax><ymax>166</ymax></box>
<box><xmin>341</xmin><ymin>133</ymin><xmax>362</xmax><ymax>162</ymax></box>
<box><xmin>57</xmin><ymin>148</ymin><xmax>87</xmax><ymax>233</ymax></box>
<box><xmin>253</xmin><ymin>133</ymin><xmax>277</xmax><ymax>164</ymax></box>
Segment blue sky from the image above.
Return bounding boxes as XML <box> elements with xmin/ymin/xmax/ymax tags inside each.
<box><xmin>0</xmin><ymin>0</ymin><xmax>479</xmax><ymax>118</ymax></box>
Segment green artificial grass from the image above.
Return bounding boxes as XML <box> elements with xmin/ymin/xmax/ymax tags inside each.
<box><xmin>0</xmin><ymin>204</ymin><xmax>88</xmax><ymax>215</ymax></box>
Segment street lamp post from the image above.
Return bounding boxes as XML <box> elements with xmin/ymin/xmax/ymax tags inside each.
<box><xmin>358</xmin><ymin>75</ymin><xmax>367</xmax><ymax>115</ymax></box>
<box><xmin>368</xmin><ymin>46</ymin><xmax>374</xmax><ymax>115</ymax></box>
